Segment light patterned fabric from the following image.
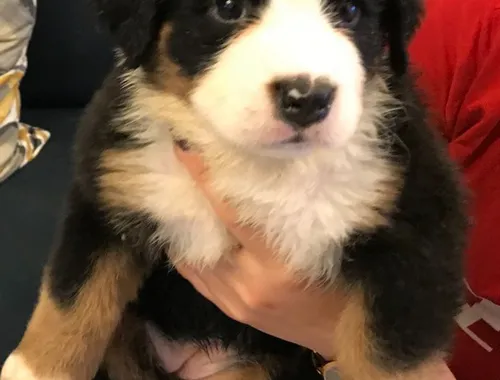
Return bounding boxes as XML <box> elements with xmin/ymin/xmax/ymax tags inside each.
<box><xmin>0</xmin><ymin>0</ymin><xmax>50</xmax><ymax>183</ymax></box>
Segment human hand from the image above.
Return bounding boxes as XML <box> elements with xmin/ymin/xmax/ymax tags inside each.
<box><xmin>173</xmin><ymin>147</ymin><xmax>456</xmax><ymax>379</ymax></box>
<box><xmin>174</xmin><ymin>146</ymin><xmax>346</xmax><ymax>358</ymax></box>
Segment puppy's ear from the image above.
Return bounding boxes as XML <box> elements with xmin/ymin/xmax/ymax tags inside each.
<box><xmin>91</xmin><ymin>0</ymin><xmax>159</xmax><ymax>67</ymax></box>
<box><xmin>381</xmin><ymin>0</ymin><xmax>423</xmax><ymax>76</ymax></box>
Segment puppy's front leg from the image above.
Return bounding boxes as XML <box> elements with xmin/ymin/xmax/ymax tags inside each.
<box><xmin>1</xmin><ymin>251</ymin><xmax>144</xmax><ymax>380</ymax></box>
<box><xmin>332</xmin><ymin>286</ymin><xmax>452</xmax><ymax>380</ymax></box>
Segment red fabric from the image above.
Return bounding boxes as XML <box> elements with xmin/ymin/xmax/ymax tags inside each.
<box><xmin>408</xmin><ymin>0</ymin><xmax>500</xmax><ymax>378</ymax></box>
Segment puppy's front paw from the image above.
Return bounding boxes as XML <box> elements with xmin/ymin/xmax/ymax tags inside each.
<box><xmin>0</xmin><ymin>354</ymin><xmax>70</xmax><ymax>380</ymax></box>
<box><xmin>1</xmin><ymin>354</ymin><xmax>38</xmax><ymax>380</ymax></box>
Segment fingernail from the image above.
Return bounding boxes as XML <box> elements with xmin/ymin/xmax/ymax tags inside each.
<box><xmin>174</xmin><ymin>145</ymin><xmax>193</xmax><ymax>161</ymax></box>
<box><xmin>176</xmin><ymin>139</ymin><xmax>190</xmax><ymax>151</ymax></box>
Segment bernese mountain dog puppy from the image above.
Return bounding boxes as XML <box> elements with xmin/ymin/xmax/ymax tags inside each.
<box><xmin>1</xmin><ymin>0</ymin><xmax>468</xmax><ymax>379</ymax></box>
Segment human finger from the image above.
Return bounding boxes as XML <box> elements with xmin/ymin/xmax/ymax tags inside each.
<box><xmin>174</xmin><ymin>146</ymin><xmax>239</xmax><ymax>222</ymax></box>
<box><xmin>176</xmin><ymin>264</ymin><xmax>218</xmax><ymax>304</ymax></box>
<box><xmin>174</xmin><ymin>146</ymin><xmax>208</xmax><ymax>182</ymax></box>
<box><xmin>176</xmin><ymin>261</ymin><xmax>250</xmax><ymax>320</ymax></box>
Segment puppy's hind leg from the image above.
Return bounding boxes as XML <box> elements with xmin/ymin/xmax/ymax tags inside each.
<box><xmin>104</xmin><ymin>312</ymin><xmax>160</xmax><ymax>380</ymax></box>
<box><xmin>1</xmin><ymin>249</ymin><xmax>144</xmax><ymax>380</ymax></box>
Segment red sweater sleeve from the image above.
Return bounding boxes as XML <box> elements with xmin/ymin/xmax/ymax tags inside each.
<box><xmin>410</xmin><ymin>3</ymin><xmax>500</xmax><ymax>378</ymax></box>
<box><xmin>409</xmin><ymin>0</ymin><xmax>500</xmax><ymax>305</ymax></box>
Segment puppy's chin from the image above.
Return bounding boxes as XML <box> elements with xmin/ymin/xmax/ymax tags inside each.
<box><xmin>202</xmin><ymin>119</ymin><xmax>358</xmax><ymax>160</ymax></box>
<box><xmin>206</xmin><ymin>131</ymin><xmax>325</xmax><ymax>160</ymax></box>
<box><xmin>245</xmin><ymin>141</ymin><xmax>318</xmax><ymax>159</ymax></box>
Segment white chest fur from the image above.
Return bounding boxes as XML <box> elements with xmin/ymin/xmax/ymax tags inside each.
<box><xmin>100</xmin><ymin>117</ymin><xmax>397</xmax><ymax>283</ymax></box>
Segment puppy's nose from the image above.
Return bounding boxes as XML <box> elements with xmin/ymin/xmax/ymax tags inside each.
<box><xmin>271</xmin><ymin>75</ymin><xmax>336</xmax><ymax>129</ymax></box>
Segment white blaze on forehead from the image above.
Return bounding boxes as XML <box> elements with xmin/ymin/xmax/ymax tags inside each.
<box><xmin>191</xmin><ymin>0</ymin><xmax>365</xmax><ymax>149</ymax></box>
<box><xmin>209</xmin><ymin>0</ymin><xmax>364</xmax><ymax>85</ymax></box>
<box><xmin>255</xmin><ymin>0</ymin><xmax>357</xmax><ymax>80</ymax></box>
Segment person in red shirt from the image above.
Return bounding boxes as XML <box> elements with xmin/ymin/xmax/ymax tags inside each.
<box><xmin>409</xmin><ymin>0</ymin><xmax>500</xmax><ymax>379</ymax></box>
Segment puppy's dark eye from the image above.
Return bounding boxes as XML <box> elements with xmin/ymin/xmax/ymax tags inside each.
<box><xmin>213</xmin><ymin>0</ymin><xmax>247</xmax><ymax>23</ymax></box>
<box><xmin>338</xmin><ymin>2</ymin><xmax>361</xmax><ymax>28</ymax></box>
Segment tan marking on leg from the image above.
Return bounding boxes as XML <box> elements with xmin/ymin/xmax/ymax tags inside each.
<box><xmin>9</xmin><ymin>252</ymin><xmax>144</xmax><ymax>380</ymax></box>
<box><xmin>331</xmin><ymin>287</ymin><xmax>386</xmax><ymax>380</ymax></box>
<box><xmin>332</xmin><ymin>287</ymin><xmax>445</xmax><ymax>380</ymax></box>
<box><xmin>104</xmin><ymin>312</ymin><xmax>159</xmax><ymax>380</ymax></box>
